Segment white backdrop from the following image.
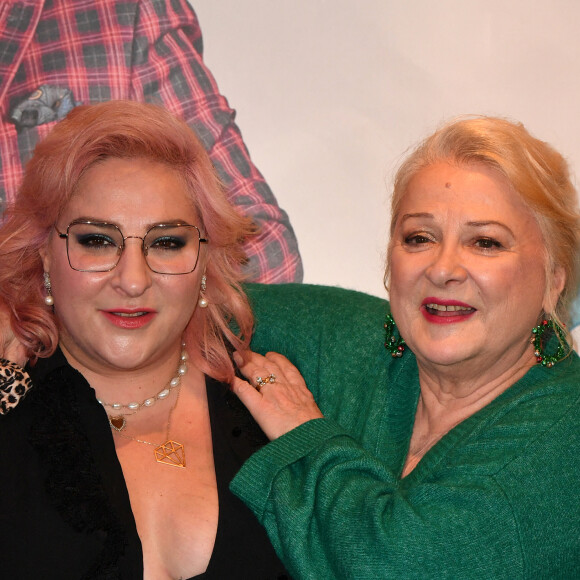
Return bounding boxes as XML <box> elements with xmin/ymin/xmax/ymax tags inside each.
<box><xmin>193</xmin><ymin>0</ymin><xmax>580</xmax><ymax>300</ymax></box>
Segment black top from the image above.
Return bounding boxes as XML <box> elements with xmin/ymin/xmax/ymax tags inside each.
<box><xmin>0</xmin><ymin>349</ymin><xmax>289</xmax><ymax>579</ymax></box>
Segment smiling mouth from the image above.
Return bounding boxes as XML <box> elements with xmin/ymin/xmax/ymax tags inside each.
<box><xmin>424</xmin><ymin>303</ymin><xmax>475</xmax><ymax>315</ymax></box>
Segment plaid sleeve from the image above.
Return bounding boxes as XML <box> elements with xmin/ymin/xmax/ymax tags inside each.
<box><xmin>128</xmin><ymin>0</ymin><xmax>303</xmax><ymax>283</ymax></box>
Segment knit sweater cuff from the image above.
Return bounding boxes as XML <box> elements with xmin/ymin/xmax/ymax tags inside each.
<box><xmin>230</xmin><ymin>417</ymin><xmax>345</xmax><ymax>518</ymax></box>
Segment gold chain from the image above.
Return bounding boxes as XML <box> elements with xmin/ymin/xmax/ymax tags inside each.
<box><xmin>114</xmin><ymin>384</ymin><xmax>181</xmax><ymax>448</ymax></box>
<box><xmin>109</xmin><ymin>350</ymin><xmax>187</xmax><ymax>468</ymax></box>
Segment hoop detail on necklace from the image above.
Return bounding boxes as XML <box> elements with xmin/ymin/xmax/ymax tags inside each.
<box><xmin>114</xmin><ymin>383</ymin><xmax>187</xmax><ymax>468</ymax></box>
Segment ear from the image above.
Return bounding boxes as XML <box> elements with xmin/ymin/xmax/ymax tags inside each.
<box><xmin>39</xmin><ymin>240</ymin><xmax>52</xmax><ymax>273</ymax></box>
<box><xmin>198</xmin><ymin>241</ymin><xmax>209</xmax><ymax>276</ymax></box>
<box><xmin>543</xmin><ymin>265</ymin><xmax>566</xmax><ymax>314</ymax></box>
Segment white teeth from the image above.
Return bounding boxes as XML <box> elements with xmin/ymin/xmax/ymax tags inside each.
<box><xmin>425</xmin><ymin>303</ymin><xmax>472</xmax><ymax>312</ymax></box>
<box><xmin>115</xmin><ymin>312</ymin><xmax>145</xmax><ymax>317</ymax></box>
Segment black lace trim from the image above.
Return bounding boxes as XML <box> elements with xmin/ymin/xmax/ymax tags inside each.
<box><xmin>27</xmin><ymin>366</ymin><xmax>129</xmax><ymax>579</ymax></box>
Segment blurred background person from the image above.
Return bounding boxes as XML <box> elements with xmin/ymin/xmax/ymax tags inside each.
<box><xmin>0</xmin><ymin>0</ymin><xmax>302</xmax><ymax>283</ymax></box>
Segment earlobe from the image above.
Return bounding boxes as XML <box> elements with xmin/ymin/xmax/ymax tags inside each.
<box><xmin>39</xmin><ymin>243</ymin><xmax>51</xmax><ymax>272</ymax></box>
<box><xmin>543</xmin><ymin>266</ymin><xmax>566</xmax><ymax>314</ymax></box>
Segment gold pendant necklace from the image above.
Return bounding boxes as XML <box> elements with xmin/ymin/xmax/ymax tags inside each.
<box><xmin>106</xmin><ymin>346</ymin><xmax>188</xmax><ymax>468</ymax></box>
<box><xmin>114</xmin><ymin>384</ymin><xmax>186</xmax><ymax>468</ymax></box>
<box><xmin>100</xmin><ymin>348</ymin><xmax>189</xmax><ymax>431</ymax></box>
<box><xmin>154</xmin><ymin>439</ymin><xmax>186</xmax><ymax>468</ymax></box>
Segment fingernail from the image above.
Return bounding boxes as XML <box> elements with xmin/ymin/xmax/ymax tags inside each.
<box><xmin>233</xmin><ymin>351</ymin><xmax>243</xmax><ymax>365</ymax></box>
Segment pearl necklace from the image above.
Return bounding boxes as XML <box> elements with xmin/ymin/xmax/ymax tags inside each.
<box><xmin>98</xmin><ymin>347</ymin><xmax>188</xmax><ymax>432</ymax></box>
<box><xmin>98</xmin><ymin>346</ymin><xmax>189</xmax><ymax>468</ymax></box>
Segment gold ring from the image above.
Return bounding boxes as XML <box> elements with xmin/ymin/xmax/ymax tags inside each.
<box><xmin>255</xmin><ymin>373</ymin><xmax>276</xmax><ymax>390</ymax></box>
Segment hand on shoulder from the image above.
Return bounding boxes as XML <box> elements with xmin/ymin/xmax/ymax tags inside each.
<box><xmin>231</xmin><ymin>351</ymin><xmax>324</xmax><ymax>440</ymax></box>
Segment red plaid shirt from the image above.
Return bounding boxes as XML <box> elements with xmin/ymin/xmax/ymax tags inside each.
<box><xmin>0</xmin><ymin>0</ymin><xmax>302</xmax><ymax>283</ymax></box>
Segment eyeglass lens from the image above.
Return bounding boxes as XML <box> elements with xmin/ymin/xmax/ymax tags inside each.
<box><xmin>66</xmin><ymin>223</ymin><xmax>202</xmax><ymax>274</ymax></box>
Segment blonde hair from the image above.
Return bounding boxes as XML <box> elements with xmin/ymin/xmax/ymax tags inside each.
<box><xmin>385</xmin><ymin>116</ymin><xmax>580</xmax><ymax>338</ymax></box>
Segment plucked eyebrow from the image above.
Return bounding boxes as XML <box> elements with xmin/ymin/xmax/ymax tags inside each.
<box><xmin>69</xmin><ymin>217</ymin><xmax>192</xmax><ymax>229</ymax></box>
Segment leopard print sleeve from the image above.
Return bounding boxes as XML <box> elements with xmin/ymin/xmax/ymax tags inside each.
<box><xmin>0</xmin><ymin>359</ymin><xmax>33</xmax><ymax>415</ymax></box>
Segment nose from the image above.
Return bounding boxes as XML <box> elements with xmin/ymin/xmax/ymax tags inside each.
<box><xmin>111</xmin><ymin>239</ymin><xmax>152</xmax><ymax>297</ymax></box>
<box><xmin>425</xmin><ymin>243</ymin><xmax>467</xmax><ymax>287</ymax></box>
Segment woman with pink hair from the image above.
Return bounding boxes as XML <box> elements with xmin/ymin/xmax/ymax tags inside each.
<box><xmin>0</xmin><ymin>101</ymin><xmax>288</xmax><ymax>579</ymax></box>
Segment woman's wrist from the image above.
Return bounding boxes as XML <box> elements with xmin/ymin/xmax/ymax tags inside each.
<box><xmin>0</xmin><ymin>358</ymin><xmax>32</xmax><ymax>415</ymax></box>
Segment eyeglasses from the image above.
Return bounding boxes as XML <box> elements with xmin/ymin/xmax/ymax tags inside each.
<box><xmin>55</xmin><ymin>220</ymin><xmax>208</xmax><ymax>275</ymax></box>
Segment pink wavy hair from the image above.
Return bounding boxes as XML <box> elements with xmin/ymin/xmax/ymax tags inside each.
<box><xmin>0</xmin><ymin>100</ymin><xmax>256</xmax><ymax>382</ymax></box>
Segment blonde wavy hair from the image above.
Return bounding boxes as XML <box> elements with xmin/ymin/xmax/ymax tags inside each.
<box><xmin>385</xmin><ymin>116</ymin><xmax>580</xmax><ymax>342</ymax></box>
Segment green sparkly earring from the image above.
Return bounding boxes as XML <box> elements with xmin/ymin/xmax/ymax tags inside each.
<box><xmin>531</xmin><ymin>319</ymin><xmax>570</xmax><ymax>368</ymax></box>
<box><xmin>384</xmin><ymin>313</ymin><xmax>406</xmax><ymax>358</ymax></box>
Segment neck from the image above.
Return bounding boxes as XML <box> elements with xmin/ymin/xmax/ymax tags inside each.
<box><xmin>59</xmin><ymin>341</ymin><xmax>188</xmax><ymax>406</ymax></box>
<box><xmin>403</xmin><ymin>348</ymin><xmax>536</xmax><ymax>478</ymax></box>
<box><xmin>415</xmin><ymin>346</ymin><xmax>536</xmax><ymax>433</ymax></box>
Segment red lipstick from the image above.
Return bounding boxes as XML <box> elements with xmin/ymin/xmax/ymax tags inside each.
<box><xmin>421</xmin><ymin>297</ymin><xmax>476</xmax><ymax>324</ymax></box>
<box><xmin>101</xmin><ymin>308</ymin><xmax>156</xmax><ymax>329</ymax></box>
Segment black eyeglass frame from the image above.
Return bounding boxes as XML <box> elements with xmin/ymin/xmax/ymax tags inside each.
<box><xmin>55</xmin><ymin>220</ymin><xmax>209</xmax><ymax>275</ymax></box>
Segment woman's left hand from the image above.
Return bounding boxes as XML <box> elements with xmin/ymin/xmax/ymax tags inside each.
<box><xmin>231</xmin><ymin>350</ymin><xmax>324</xmax><ymax>440</ymax></box>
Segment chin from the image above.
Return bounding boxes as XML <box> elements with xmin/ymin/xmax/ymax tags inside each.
<box><xmin>93</xmin><ymin>344</ymin><xmax>152</xmax><ymax>370</ymax></box>
<box><xmin>411</xmin><ymin>338</ymin><xmax>479</xmax><ymax>368</ymax></box>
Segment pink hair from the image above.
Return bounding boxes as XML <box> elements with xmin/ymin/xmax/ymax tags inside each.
<box><xmin>0</xmin><ymin>101</ymin><xmax>255</xmax><ymax>381</ymax></box>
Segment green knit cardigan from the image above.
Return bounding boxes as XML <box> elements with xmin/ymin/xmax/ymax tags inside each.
<box><xmin>231</xmin><ymin>283</ymin><xmax>580</xmax><ymax>579</ymax></box>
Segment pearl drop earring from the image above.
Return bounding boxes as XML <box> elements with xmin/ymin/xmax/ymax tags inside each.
<box><xmin>198</xmin><ymin>274</ymin><xmax>208</xmax><ymax>308</ymax></box>
<box><xmin>43</xmin><ymin>272</ymin><xmax>54</xmax><ymax>306</ymax></box>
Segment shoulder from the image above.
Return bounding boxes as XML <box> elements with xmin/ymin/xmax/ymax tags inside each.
<box><xmin>245</xmin><ymin>283</ymin><xmax>388</xmax><ymax>326</ymax></box>
<box><xmin>245</xmin><ymin>283</ymin><xmax>389</xmax><ymax>354</ymax></box>
<box><xmin>244</xmin><ymin>284</ymin><xmax>401</xmax><ymax>405</ymax></box>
